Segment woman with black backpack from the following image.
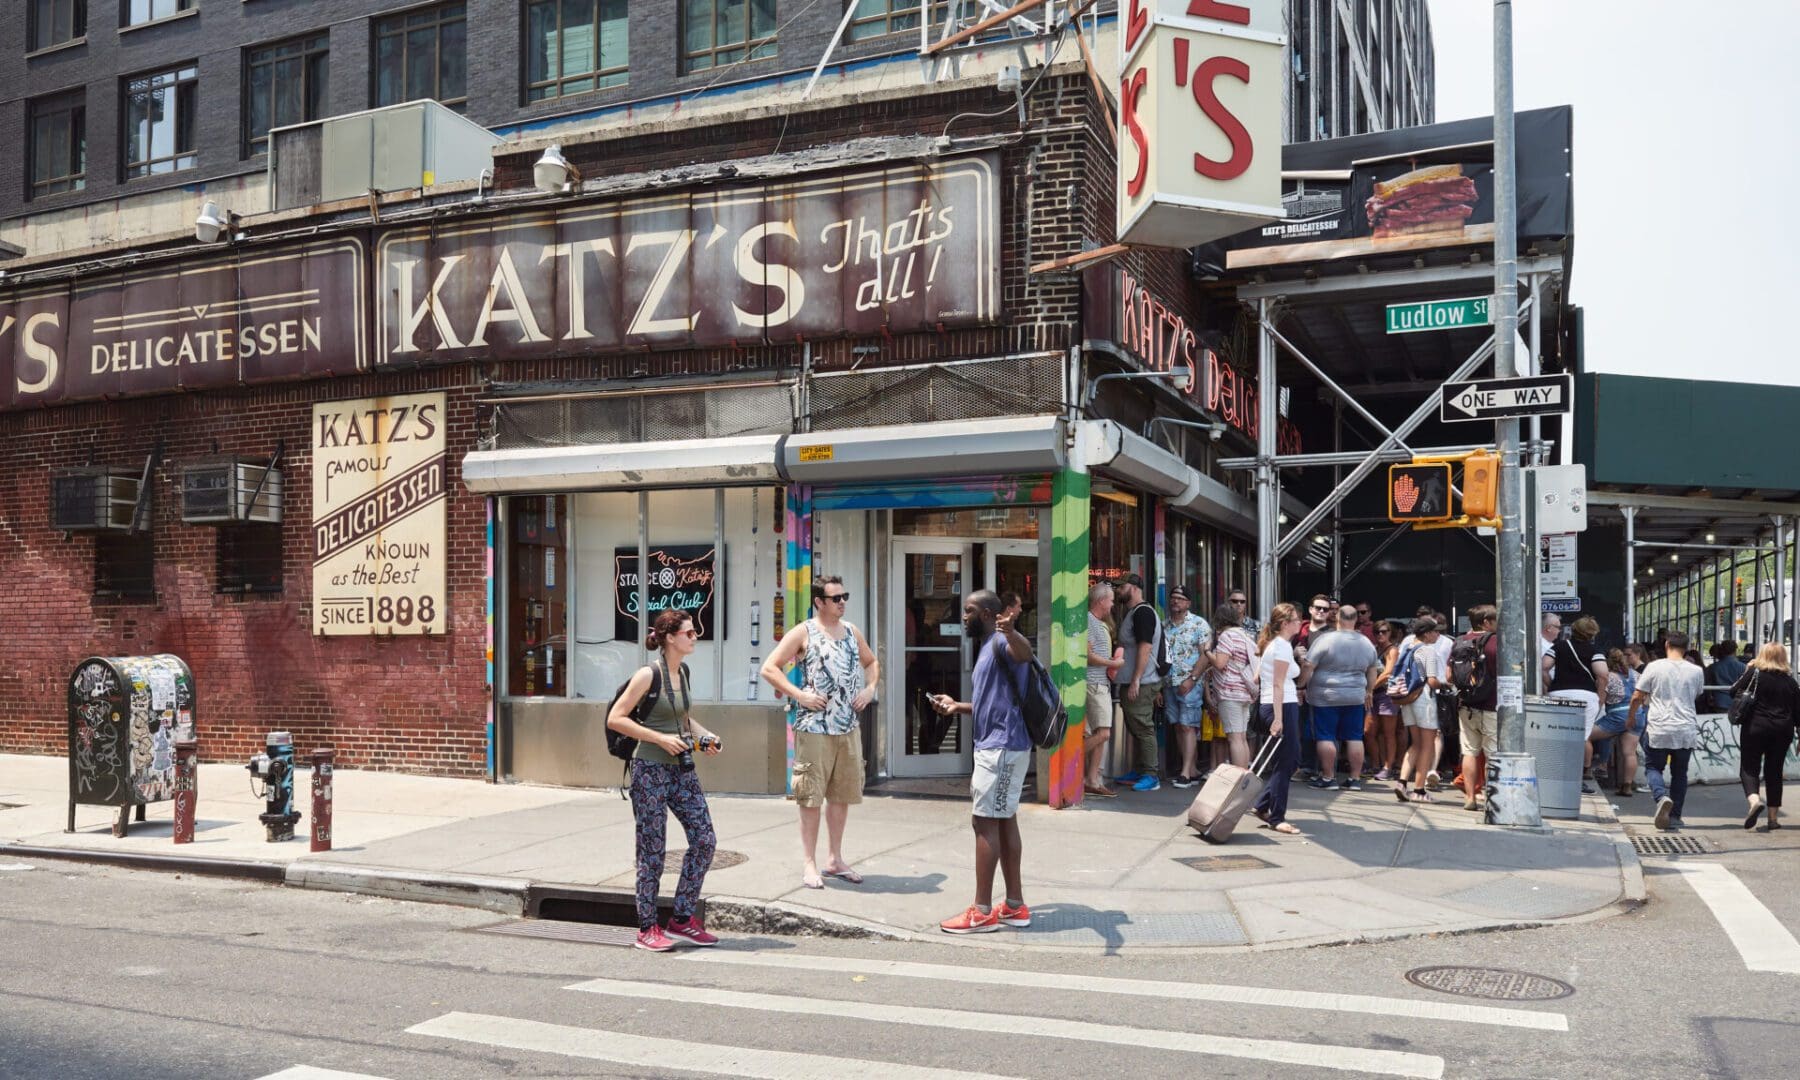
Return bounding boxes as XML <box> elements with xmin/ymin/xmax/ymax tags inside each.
<box><xmin>606</xmin><ymin>609</ymin><xmax>723</xmax><ymax>952</ymax></box>
<box><xmin>1734</xmin><ymin>643</ymin><xmax>1799</xmax><ymax>831</ymax></box>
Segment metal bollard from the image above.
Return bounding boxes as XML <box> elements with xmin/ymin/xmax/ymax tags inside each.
<box><xmin>172</xmin><ymin>740</ymin><xmax>198</xmax><ymax>844</ymax></box>
<box><xmin>310</xmin><ymin>748</ymin><xmax>335</xmax><ymax>853</ymax></box>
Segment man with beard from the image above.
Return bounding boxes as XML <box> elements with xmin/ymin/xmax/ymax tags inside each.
<box><xmin>930</xmin><ymin>589</ymin><xmax>1035</xmax><ymax>934</ymax></box>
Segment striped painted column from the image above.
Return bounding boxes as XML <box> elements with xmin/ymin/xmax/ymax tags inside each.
<box><xmin>1044</xmin><ymin>468</ymin><xmax>1091</xmax><ymax>808</ymax></box>
<box><xmin>783</xmin><ymin>485</ymin><xmax>813</xmax><ymax>796</ymax></box>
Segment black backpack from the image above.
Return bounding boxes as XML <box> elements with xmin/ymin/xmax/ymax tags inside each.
<box><xmin>997</xmin><ymin>642</ymin><xmax>1069</xmax><ymax>751</ymax></box>
<box><xmin>1450</xmin><ymin>632</ymin><xmax>1494</xmax><ymax>695</ymax></box>
<box><xmin>605</xmin><ymin>663</ymin><xmax>689</xmax><ymax>789</ymax></box>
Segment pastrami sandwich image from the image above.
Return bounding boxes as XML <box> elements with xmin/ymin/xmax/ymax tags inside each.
<box><xmin>1364</xmin><ymin>164</ymin><xmax>1479</xmax><ymax>239</ymax></box>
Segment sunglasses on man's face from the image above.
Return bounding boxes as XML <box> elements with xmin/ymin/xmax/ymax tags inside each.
<box><xmin>1311</xmin><ymin>605</ymin><xmax>1331</xmax><ymax>614</ymax></box>
<box><xmin>821</xmin><ymin>592</ymin><xmax>851</xmax><ymax>604</ymax></box>
<box><xmin>1229</xmin><ymin>597</ymin><xmax>1247</xmax><ymax>605</ymax></box>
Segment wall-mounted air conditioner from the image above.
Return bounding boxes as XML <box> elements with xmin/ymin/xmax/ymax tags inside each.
<box><xmin>268</xmin><ymin>100</ymin><xmax>502</xmax><ymax>212</ymax></box>
<box><xmin>51</xmin><ymin>470</ymin><xmax>141</xmax><ymax>532</ymax></box>
<box><xmin>180</xmin><ymin>460</ymin><xmax>283</xmax><ymax>525</ymax></box>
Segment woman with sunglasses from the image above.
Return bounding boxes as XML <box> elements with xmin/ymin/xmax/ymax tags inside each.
<box><xmin>608</xmin><ymin>608</ymin><xmax>722</xmax><ymax>952</ymax></box>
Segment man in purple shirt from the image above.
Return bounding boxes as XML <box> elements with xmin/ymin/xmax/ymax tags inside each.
<box><xmin>929</xmin><ymin>589</ymin><xmax>1034</xmax><ymax>934</ymax></box>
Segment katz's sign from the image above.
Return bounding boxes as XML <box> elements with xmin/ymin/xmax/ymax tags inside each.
<box><xmin>1118</xmin><ymin>0</ymin><xmax>1285</xmax><ymax>248</ymax></box>
<box><xmin>0</xmin><ymin>239</ymin><xmax>366</xmax><ymax>412</ymax></box>
<box><xmin>377</xmin><ymin>155</ymin><xmax>1000</xmax><ymax>360</ymax></box>
<box><xmin>1207</xmin><ymin>352</ymin><xmax>1302</xmax><ymax>454</ymax></box>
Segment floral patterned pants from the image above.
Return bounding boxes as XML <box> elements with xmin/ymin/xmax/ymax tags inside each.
<box><xmin>628</xmin><ymin>759</ymin><xmax>716</xmax><ymax>929</ymax></box>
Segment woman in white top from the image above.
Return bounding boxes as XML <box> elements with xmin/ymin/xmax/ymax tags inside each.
<box><xmin>1251</xmin><ymin>602</ymin><xmax>1305</xmax><ymax>835</ymax></box>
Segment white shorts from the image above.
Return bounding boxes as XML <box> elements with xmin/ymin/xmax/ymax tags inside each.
<box><xmin>1401</xmin><ymin>696</ymin><xmax>1438</xmax><ymax>731</ymax></box>
<box><xmin>971</xmin><ymin>748</ymin><xmax>1031</xmax><ymax>819</ymax></box>
<box><xmin>1557</xmin><ymin>690</ymin><xmax>1601</xmax><ymax>735</ymax></box>
<box><xmin>1215</xmin><ymin>698</ymin><xmax>1254</xmax><ymax>735</ymax></box>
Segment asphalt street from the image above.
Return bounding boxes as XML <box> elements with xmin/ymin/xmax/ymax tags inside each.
<box><xmin>2</xmin><ymin>782</ymin><xmax>1796</xmax><ymax>1080</ymax></box>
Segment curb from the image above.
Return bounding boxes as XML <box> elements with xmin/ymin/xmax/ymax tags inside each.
<box><xmin>0</xmin><ymin>842</ymin><xmax>286</xmax><ymax>882</ymax></box>
<box><xmin>702</xmin><ymin>895</ymin><xmax>907</xmax><ymax>941</ymax></box>
<box><xmin>284</xmin><ymin>862</ymin><xmax>529</xmax><ymax>916</ymax></box>
<box><xmin>1584</xmin><ymin>792</ymin><xmax>1649</xmax><ymax>905</ymax></box>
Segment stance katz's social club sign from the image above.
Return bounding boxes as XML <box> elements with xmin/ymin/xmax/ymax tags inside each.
<box><xmin>312</xmin><ymin>392</ymin><xmax>448</xmax><ymax>636</ymax></box>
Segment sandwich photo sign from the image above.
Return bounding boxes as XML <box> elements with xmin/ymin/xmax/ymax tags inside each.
<box><xmin>1116</xmin><ymin>0</ymin><xmax>1286</xmax><ymax>248</ymax></box>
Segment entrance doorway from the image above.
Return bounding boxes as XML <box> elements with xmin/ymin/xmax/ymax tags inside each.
<box><xmin>888</xmin><ymin>539</ymin><xmax>974</xmax><ymax>778</ymax></box>
<box><xmin>986</xmin><ymin>540</ymin><xmax>1040</xmax><ymax>645</ymax></box>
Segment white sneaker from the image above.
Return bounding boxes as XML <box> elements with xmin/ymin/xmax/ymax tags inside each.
<box><xmin>1654</xmin><ymin>796</ymin><xmax>1674</xmax><ymax>831</ymax></box>
<box><xmin>1425</xmin><ymin>770</ymin><xmax>1441</xmax><ymax>791</ymax></box>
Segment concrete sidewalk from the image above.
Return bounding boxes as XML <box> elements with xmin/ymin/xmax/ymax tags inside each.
<box><xmin>0</xmin><ymin>753</ymin><xmax>1643</xmax><ymax>951</ymax></box>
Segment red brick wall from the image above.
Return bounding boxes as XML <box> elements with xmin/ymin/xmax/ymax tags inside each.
<box><xmin>0</xmin><ymin>366</ymin><xmax>491</xmax><ymax>776</ymax></box>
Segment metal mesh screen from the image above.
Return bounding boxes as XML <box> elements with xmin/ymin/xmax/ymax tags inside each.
<box><xmin>808</xmin><ymin>354</ymin><xmax>1066</xmax><ymax>431</ymax></box>
<box><xmin>492</xmin><ymin>384</ymin><xmax>793</xmax><ymax>449</ymax></box>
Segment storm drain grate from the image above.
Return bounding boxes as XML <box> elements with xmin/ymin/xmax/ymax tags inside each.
<box><xmin>663</xmin><ymin>849</ymin><xmax>747</xmax><ymax>876</ymax></box>
<box><xmin>1405</xmin><ymin>966</ymin><xmax>1574</xmax><ymax>1001</ymax></box>
<box><xmin>472</xmin><ymin>920</ymin><xmax>639</xmax><ymax>947</ymax></box>
<box><xmin>1631</xmin><ymin>835</ymin><xmax>1711</xmax><ymax>856</ymax></box>
<box><xmin>1174</xmin><ymin>854</ymin><xmax>1275</xmax><ymax>873</ymax></box>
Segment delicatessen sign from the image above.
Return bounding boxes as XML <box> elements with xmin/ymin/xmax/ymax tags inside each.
<box><xmin>0</xmin><ymin>240</ymin><xmax>365</xmax><ymax>412</ymax></box>
<box><xmin>312</xmin><ymin>392</ymin><xmax>448</xmax><ymax>636</ymax></box>
<box><xmin>377</xmin><ymin>154</ymin><xmax>1001</xmax><ymax>359</ymax></box>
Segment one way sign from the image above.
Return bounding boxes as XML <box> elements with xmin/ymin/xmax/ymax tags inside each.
<box><xmin>1440</xmin><ymin>374</ymin><xmax>1574</xmax><ymax>423</ymax></box>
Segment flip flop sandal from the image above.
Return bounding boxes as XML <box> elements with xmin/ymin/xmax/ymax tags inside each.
<box><xmin>802</xmin><ymin>876</ymin><xmax>825</xmax><ymax>890</ymax></box>
<box><xmin>1272</xmin><ymin>822</ymin><xmax>1301</xmax><ymax>835</ymax></box>
<box><xmin>825</xmin><ymin>868</ymin><xmax>864</xmax><ymax>885</ymax></box>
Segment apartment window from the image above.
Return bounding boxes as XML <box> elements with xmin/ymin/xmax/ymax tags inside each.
<box><xmin>681</xmin><ymin>0</ymin><xmax>776</xmax><ymax>73</ymax></box>
<box><xmin>244</xmin><ymin>32</ymin><xmax>329</xmax><ymax>157</ymax></box>
<box><xmin>375</xmin><ymin>2</ymin><xmax>467</xmax><ymax>109</ymax></box>
<box><xmin>95</xmin><ymin>533</ymin><xmax>156</xmax><ymax>600</ymax></box>
<box><xmin>525</xmin><ymin>0</ymin><xmax>629</xmax><ymax>102</ymax></box>
<box><xmin>124</xmin><ymin>0</ymin><xmax>192</xmax><ymax>26</ymax></box>
<box><xmin>217</xmin><ymin>525</ymin><xmax>284</xmax><ymax>593</ymax></box>
<box><xmin>847</xmin><ymin>1</ymin><xmax>953</xmax><ymax>42</ymax></box>
<box><xmin>29</xmin><ymin>0</ymin><xmax>86</xmax><ymax>51</ymax></box>
<box><xmin>28</xmin><ymin>91</ymin><xmax>86</xmax><ymax>198</ymax></box>
<box><xmin>122</xmin><ymin>63</ymin><xmax>198</xmax><ymax>179</ymax></box>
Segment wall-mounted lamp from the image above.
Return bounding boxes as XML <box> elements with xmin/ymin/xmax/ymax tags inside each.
<box><xmin>1147</xmin><ymin>415</ymin><xmax>1228</xmax><ymax>447</ymax></box>
<box><xmin>533</xmin><ymin>144</ymin><xmax>582</xmax><ymax>194</ymax></box>
<box><xmin>194</xmin><ymin>201</ymin><xmax>238</xmax><ymax>243</ymax></box>
<box><xmin>1083</xmin><ymin>363</ymin><xmax>1193</xmax><ymax>411</ymax></box>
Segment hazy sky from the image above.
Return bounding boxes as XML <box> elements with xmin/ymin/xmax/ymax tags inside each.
<box><xmin>1428</xmin><ymin>1</ymin><xmax>1799</xmax><ymax>385</ymax></box>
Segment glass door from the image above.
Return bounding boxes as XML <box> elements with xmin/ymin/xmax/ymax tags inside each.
<box><xmin>985</xmin><ymin>540</ymin><xmax>1042</xmax><ymax>654</ymax></box>
<box><xmin>888</xmin><ymin>539</ymin><xmax>974</xmax><ymax>777</ymax></box>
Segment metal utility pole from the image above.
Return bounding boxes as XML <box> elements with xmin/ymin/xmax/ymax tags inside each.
<box><xmin>1490</xmin><ymin>0</ymin><xmax>1536</xmax><ymax>820</ymax></box>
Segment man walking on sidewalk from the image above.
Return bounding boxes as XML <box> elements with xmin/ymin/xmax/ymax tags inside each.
<box><xmin>1110</xmin><ymin>574</ymin><xmax>1166</xmax><ymax>792</ymax></box>
<box><xmin>1303</xmin><ymin>604</ymin><xmax>1380</xmax><ymax>792</ymax></box>
<box><xmin>762</xmin><ymin>575</ymin><xmax>880</xmax><ymax>890</ymax></box>
<box><xmin>1455</xmin><ymin>606</ymin><xmax>1500</xmax><ymax>811</ymax></box>
<box><xmin>1632</xmin><ymin>631</ymin><xmax>1705</xmax><ymax>831</ymax></box>
<box><xmin>930</xmin><ymin>590</ymin><xmax>1034</xmax><ymax>934</ymax></box>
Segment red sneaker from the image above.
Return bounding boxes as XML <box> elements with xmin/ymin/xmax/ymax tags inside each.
<box><xmin>634</xmin><ymin>926</ymin><xmax>675</xmax><ymax>952</ymax></box>
<box><xmin>939</xmin><ymin>905</ymin><xmax>1001</xmax><ymax>934</ymax></box>
<box><xmin>665</xmin><ymin>916</ymin><xmax>718</xmax><ymax>946</ymax></box>
<box><xmin>994</xmin><ymin>900</ymin><xmax>1032</xmax><ymax>928</ymax></box>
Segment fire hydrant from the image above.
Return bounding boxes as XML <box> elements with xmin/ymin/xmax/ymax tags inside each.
<box><xmin>246</xmin><ymin>731</ymin><xmax>302</xmax><ymax>842</ymax></box>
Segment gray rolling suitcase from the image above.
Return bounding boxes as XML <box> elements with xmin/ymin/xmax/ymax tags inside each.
<box><xmin>1187</xmin><ymin>734</ymin><xmax>1282</xmax><ymax>844</ymax></box>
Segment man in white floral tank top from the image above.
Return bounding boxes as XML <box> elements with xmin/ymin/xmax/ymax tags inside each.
<box><xmin>762</xmin><ymin>575</ymin><xmax>880</xmax><ymax>890</ymax></box>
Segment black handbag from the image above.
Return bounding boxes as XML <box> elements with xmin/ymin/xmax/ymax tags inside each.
<box><xmin>1728</xmin><ymin>668</ymin><xmax>1760</xmax><ymax>727</ymax></box>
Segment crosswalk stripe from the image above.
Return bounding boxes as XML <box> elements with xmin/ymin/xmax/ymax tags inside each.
<box><xmin>253</xmin><ymin>1068</ymin><xmax>393</xmax><ymax>1080</ymax></box>
<box><xmin>678</xmin><ymin>949</ymin><xmax>1567</xmax><ymax>1031</ymax></box>
<box><xmin>567</xmin><ymin>976</ymin><xmax>1445</xmax><ymax>1078</ymax></box>
<box><xmin>1670</xmin><ymin>861</ymin><xmax>1800</xmax><ymax>975</ymax></box>
<box><xmin>406</xmin><ymin>1012</ymin><xmax>1022</xmax><ymax>1079</ymax></box>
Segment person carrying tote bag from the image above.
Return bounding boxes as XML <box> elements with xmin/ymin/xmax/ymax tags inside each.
<box><xmin>1734</xmin><ymin>644</ymin><xmax>1800</xmax><ymax>831</ymax></box>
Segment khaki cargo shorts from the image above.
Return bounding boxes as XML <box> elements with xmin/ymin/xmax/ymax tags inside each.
<box><xmin>792</xmin><ymin>728</ymin><xmax>865</xmax><ymax>808</ymax></box>
<box><xmin>1085</xmin><ymin>679</ymin><xmax>1114</xmax><ymax>734</ymax></box>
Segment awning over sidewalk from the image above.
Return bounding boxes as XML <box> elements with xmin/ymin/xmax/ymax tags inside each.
<box><xmin>461</xmin><ymin>434</ymin><xmax>788</xmax><ymax>493</ymax></box>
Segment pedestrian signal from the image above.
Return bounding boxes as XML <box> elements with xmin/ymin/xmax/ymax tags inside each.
<box><xmin>1461</xmin><ymin>451</ymin><xmax>1499</xmax><ymax>519</ymax></box>
<box><xmin>1389</xmin><ymin>463</ymin><xmax>1453</xmax><ymax>522</ymax></box>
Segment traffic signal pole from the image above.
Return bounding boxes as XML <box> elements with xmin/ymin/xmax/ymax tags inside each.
<box><xmin>1492</xmin><ymin>1</ymin><xmax>1534</xmax><ymax>800</ymax></box>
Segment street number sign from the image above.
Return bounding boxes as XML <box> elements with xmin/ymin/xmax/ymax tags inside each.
<box><xmin>1385</xmin><ymin>296</ymin><xmax>1490</xmax><ymax>334</ymax></box>
<box><xmin>1440</xmin><ymin>374</ymin><xmax>1574</xmax><ymax>423</ymax></box>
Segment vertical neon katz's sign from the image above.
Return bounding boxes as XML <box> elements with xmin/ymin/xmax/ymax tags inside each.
<box><xmin>1115</xmin><ymin>269</ymin><xmax>1199</xmax><ymax>402</ymax></box>
<box><xmin>1207</xmin><ymin>351</ymin><xmax>1302</xmax><ymax>454</ymax></box>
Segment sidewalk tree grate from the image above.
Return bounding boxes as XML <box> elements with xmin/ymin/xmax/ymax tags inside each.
<box><xmin>1630</xmin><ymin>835</ymin><xmax>1711</xmax><ymax>856</ymax></box>
<box><xmin>471</xmin><ymin>919</ymin><xmax>638</xmax><ymax>947</ymax></box>
<box><xmin>1174</xmin><ymin>854</ymin><xmax>1275</xmax><ymax>873</ymax></box>
<box><xmin>1405</xmin><ymin>966</ymin><xmax>1574</xmax><ymax>1001</ymax></box>
<box><xmin>662</xmin><ymin>849</ymin><xmax>746</xmax><ymax>876</ymax></box>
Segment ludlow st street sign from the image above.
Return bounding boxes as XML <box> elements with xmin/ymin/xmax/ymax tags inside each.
<box><xmin>1440</xmin><ymin>373</ymin><xmax>1574</xmax><ymax>423</ymax></box>
<box><xmin>1385</xmin><ymin>295</ymin><xmax>1491</xmax><ymax>334</ymax></box>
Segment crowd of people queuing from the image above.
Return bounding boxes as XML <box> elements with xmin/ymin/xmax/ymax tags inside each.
<box><xmin>609</xmin><ymin>573</ymin><xmax>1798</xmax><ymax>949</ymax></box>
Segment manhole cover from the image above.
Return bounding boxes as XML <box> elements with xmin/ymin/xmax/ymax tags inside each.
<box><xmin>1631</xmin><ymin>835</ymin><xmax>1710</xmax><ymax>856</ymax></box>
<box><xmin>1405</xmin><ymin>966</ymin><xmax>1573</xmax><ymax>1001</ymax></box>
<box><xmin>663</xmin><ymin>849</ymin><xmax>746</xmax><ymax>876</ymax></box>
<box><xmin>472</xmin><ymin>920</ymin><xmax>638</xmax><ymax>947</ymax></box>
<box><xmin>1174</xmin><ymin>854</ymin><xmax>1275</xmax><ymax>872</ymax></box>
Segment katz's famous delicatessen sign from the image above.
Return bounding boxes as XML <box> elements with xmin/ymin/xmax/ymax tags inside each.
<box><xmin>0</xmin><ymin>239</ymin><xmax>365</xmax><ymax>411</ymax></box>
<box><xmin>376</xmin><ymin>154</ymin><xmax>1001</xmax><ymax>359</ymax></box>
<box><xmin>312</xmin><ymin>392</ymin><xmax>448</xmax><ymax>636</ymax></box>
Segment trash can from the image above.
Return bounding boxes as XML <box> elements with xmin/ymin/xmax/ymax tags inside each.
<box><xmin>68</xmin><ymin>655</ymin><xmax>196</xmax><ymax>836</ymax></box>
<box><xmin>1523</xmin><ymin>695</ymin><xmax>1588</xmax><ymax>819</ymax></box>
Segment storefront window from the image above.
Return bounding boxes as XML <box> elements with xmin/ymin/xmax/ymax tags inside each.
<box><xmin>1089</xmin><ymin>490</ymin><xmax>1143</xmax><ymax>584</ymax></box>
<box><xmin>505</xmin><ymin>495</ymin><xmax>568</xmax><ymax>697</ymax></box>
<box><xmin>893</xmin><ymin>506</ymin><xmax>1040</xmax><ymax>539</ymax></box>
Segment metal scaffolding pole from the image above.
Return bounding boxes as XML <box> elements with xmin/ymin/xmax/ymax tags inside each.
<box><xmin>1753</xmin><ymin>534</ymin><xmax>1764</xmax><ymax>644</ymax></box>
<box><xmin>1492</xmin><ymin>0</ymin><xmax>1529</xmax><ymax>767</ymax></box>
<box><xmin>1623</xmin><ymin>506</ymin><xmax>1636</xmax><ymax>642</ymax></box>
<box><xmin>1255</xmin><ymin>298</ymin><xmax>1278</xmax><ymax>614</ymax></box>
<box><xmin>1774</xmin><ymin>516</ymin><xmax>1786</xmax><ymax>648</ymax></box>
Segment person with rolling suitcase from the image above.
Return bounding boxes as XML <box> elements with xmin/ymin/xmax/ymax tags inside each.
<box><xmin>1249</xmin><ymin>603</ymin><xmax>1306</xmax><ymax>836</ymax></box>
<box><xmin>1186</xmin><ymin>725</ymin><xmax>1283</xmax><ymax>843</ymax></box>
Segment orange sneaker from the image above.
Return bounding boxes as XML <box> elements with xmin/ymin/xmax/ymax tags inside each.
<box><xmin>939</xmin><ymin>905</ymin><xmax>1001</xmax><ymax>934</ymax></box>
<box><xmin>995</xmin><ymin>900</ymin><xmax>1032</xmax><ymax>927</ymax></box>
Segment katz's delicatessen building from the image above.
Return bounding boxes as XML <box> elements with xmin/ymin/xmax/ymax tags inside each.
<box><xmin>1</xmin><ymin>72</ymin><xmax>1280</xmax><ymax>801</ymax></box>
